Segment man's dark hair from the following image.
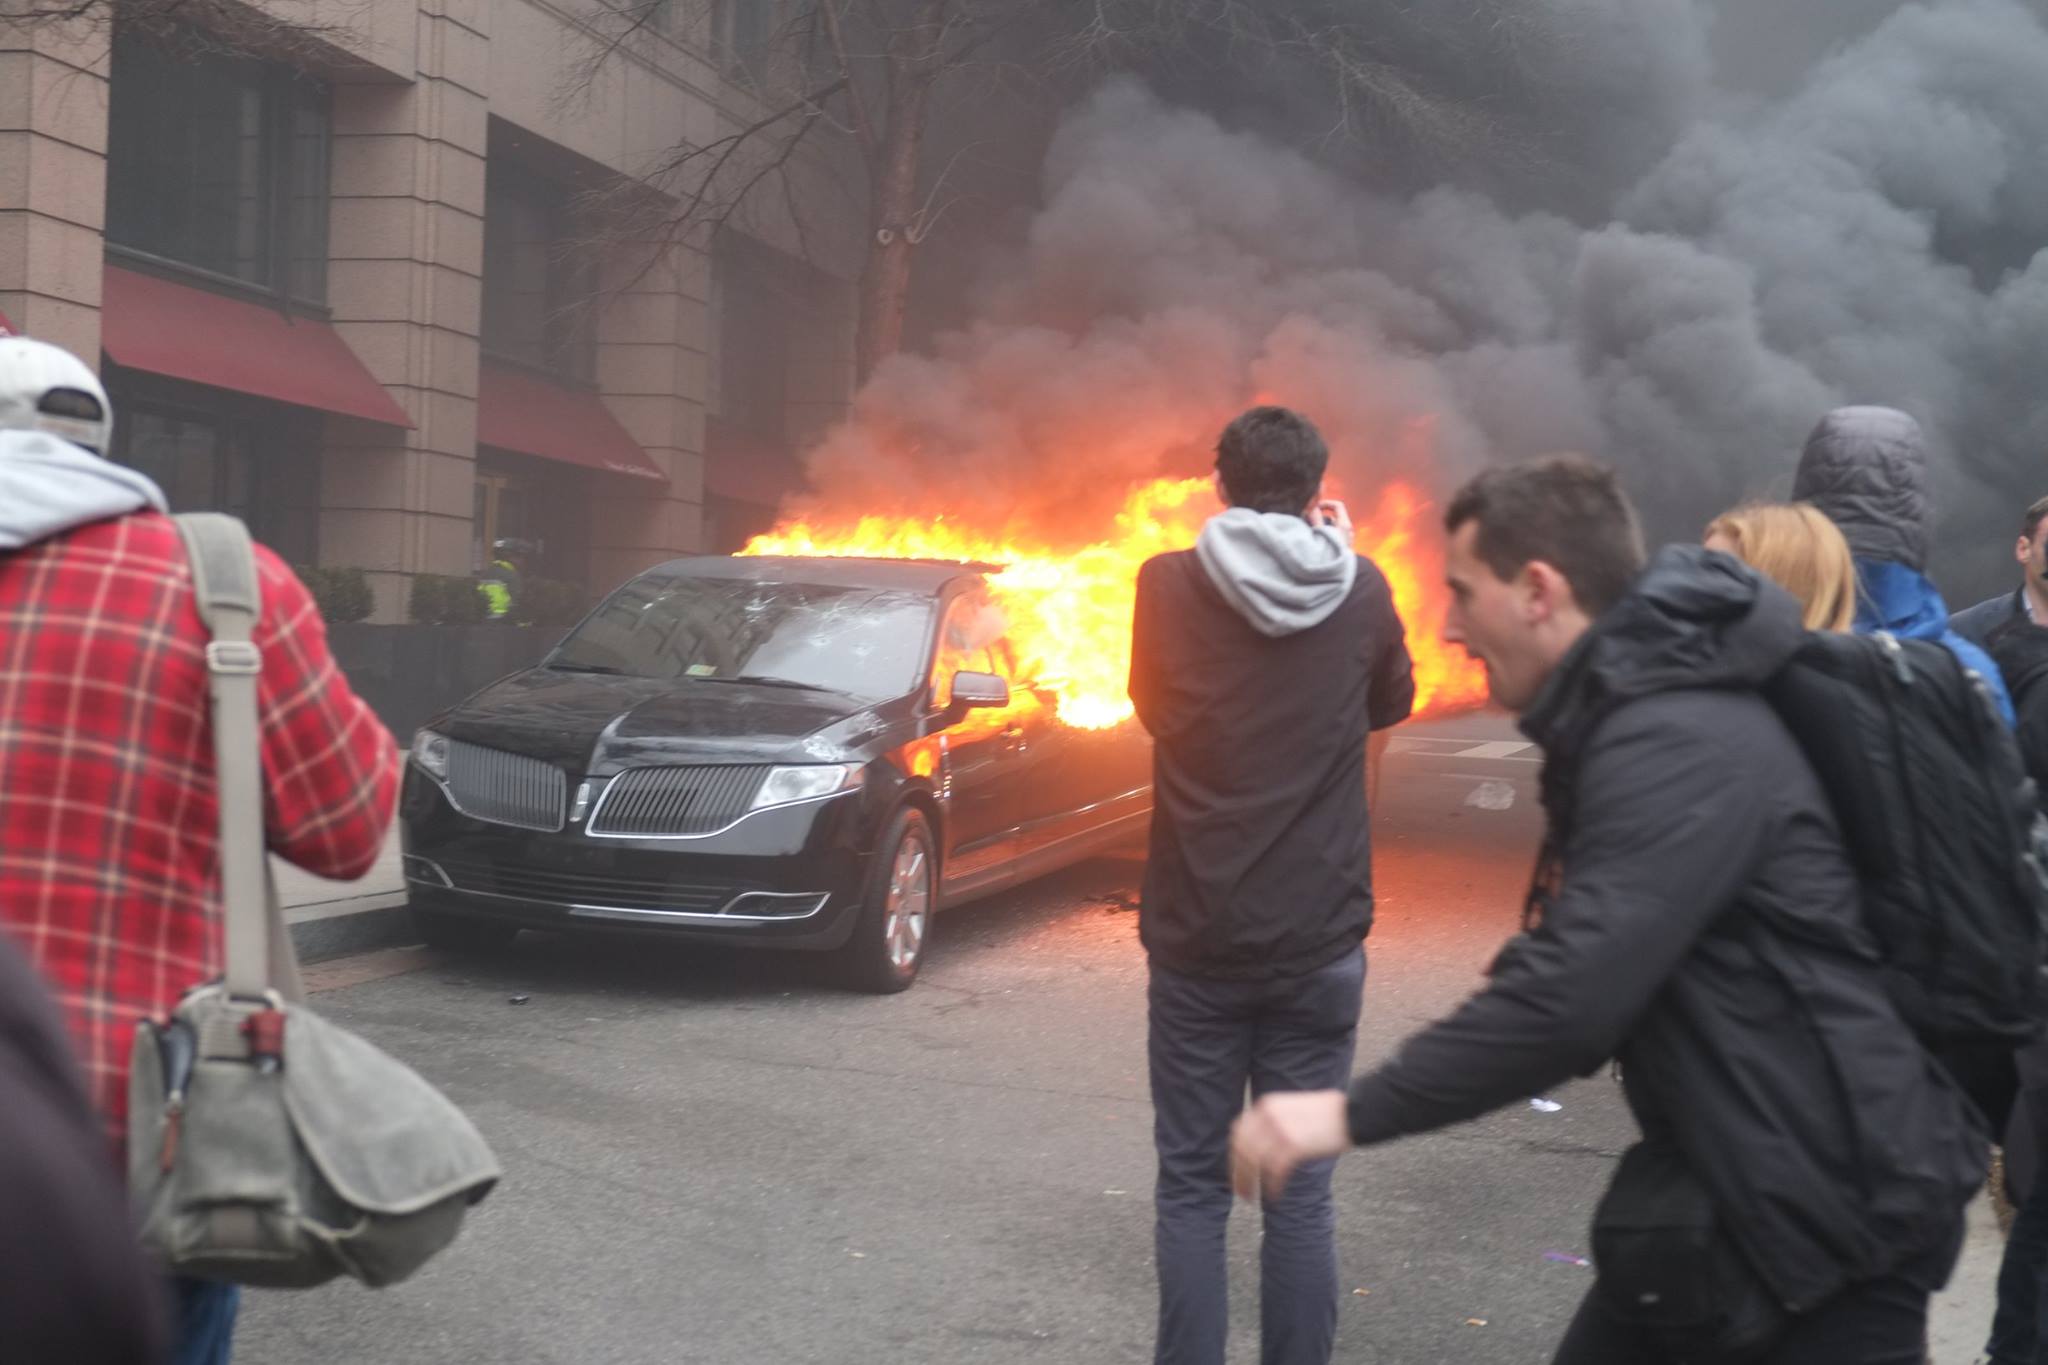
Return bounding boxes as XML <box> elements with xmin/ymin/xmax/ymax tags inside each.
<box><xmin>1444</xmin><ymin>455</ymin><xmax>1647</xmax><ymax>617</ymax></box>
<box><xmin>1215</xmin><ymin>407</ymin><xmax>1328</xmax><ymax>515</ymax></box>
<box><xmin>2023</xmin><ymin>495</ymin><xmax>2048</xmax><ymax>543</ymax></box>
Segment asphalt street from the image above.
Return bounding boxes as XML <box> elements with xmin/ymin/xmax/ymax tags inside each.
<box><xmin>239</xmin><ymin>715</ymin><xmax>1996</xmax><ymax>1364</ymax></box>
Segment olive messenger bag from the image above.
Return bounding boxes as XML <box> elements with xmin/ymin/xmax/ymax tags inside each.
<box><xmin>128</xmin><ymin>512</ymin><xmax>500</xmax><ymax>1288</ymax></box>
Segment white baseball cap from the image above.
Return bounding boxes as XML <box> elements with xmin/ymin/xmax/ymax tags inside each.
<box><xmin>0</xmin><ymin>336</ymin><xmax>112</xmax><ymax>454</ymax></box>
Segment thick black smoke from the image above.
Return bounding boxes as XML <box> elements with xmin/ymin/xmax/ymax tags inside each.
<box><xmin>803</xmin><ymin>0</ymin><xmax>2048</xmax><ymax>599</ymax></box>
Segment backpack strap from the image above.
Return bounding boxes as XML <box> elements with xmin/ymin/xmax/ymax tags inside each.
<box><xmin>174</xmin><ymin>513</ymin><xmax>303</xmax><ymax>1004</ymax></box>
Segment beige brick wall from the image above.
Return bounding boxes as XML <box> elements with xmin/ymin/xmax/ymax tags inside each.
<box><xmin>0</xmin><ymin>0</ymin><xmax>857</xmax><ymax>613</ymax></box>
<box><xmin>322</xmin><ymin>1</ymin><xmax>493</xmax><ymax>621</ymax></box>
<box><xmin>0</xmin><ymin>25</ymin><xmax>108</xmax><ymax>361</ymax></box>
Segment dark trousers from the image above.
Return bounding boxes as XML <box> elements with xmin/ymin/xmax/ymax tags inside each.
<box><xmin>1989</xmin><ymin>1046</ymin><xmax>2048</xmax><ymax>1365</ymax></box>
<box><xmin>1148</xmin><ymin>947</ymin><xmax>1365</xmax><ymax>1365</ymax></box>
<box><xmin>1991</xmin><ymin>1165</ymin><xmax>2048</xmax><ymax>1364</ymax></box>
<box><xmin>1553</xmin><ymin>1275</ymin><xmax>1929</xmax><ymax>1365</ymax></box>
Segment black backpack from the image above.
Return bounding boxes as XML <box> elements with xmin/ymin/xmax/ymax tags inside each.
<box><xmin>1765</xmin><ymin>630</ymin><xmax>2048</xmax><ymax>1047</ymax></box>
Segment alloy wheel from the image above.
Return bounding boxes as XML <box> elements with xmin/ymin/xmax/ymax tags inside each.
<box><xmin>882</xmin><ymin>838</ymin><xmax>931</xmax><ymax>970</ymax></box>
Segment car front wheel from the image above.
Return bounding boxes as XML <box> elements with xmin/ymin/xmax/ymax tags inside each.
<box><xmin>839</xmin><ymin>807</ymin><xmax>936</xmax><ymax>993</ymax></box>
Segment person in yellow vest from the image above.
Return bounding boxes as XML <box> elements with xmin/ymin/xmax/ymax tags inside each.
<box><xmin>480</xmin><ymin>538</ymin><xmax>529</xmax><ymax>620</ymax></box>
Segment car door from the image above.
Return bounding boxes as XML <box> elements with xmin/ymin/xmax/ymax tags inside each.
<box><xmin>985</xmin><ymin>635</ymin><xmax>1091</xmax><ymax>859</ymax></box>
<box><xmin>1008</xmin><ymin>692</ymin><xmax>1151</xmax><ymax>859</ymax></box>
<box><xmin>929</xmin><ymin>589</ymin><xmax>1031</xmax><ymax>890</ymax></box>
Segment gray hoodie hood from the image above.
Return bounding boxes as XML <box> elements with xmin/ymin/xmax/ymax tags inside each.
<box><xmin>1790</xmin><ymin>405</ymin><xmax>1930</xmax><ymax>571</ymax></box>
<box><xmin>1194</xmin><ymin>507</ymin><xmax>1358</xmax><ymax>637</ymax></box>
<box><xmin>0</xmin><ymin>429</ymin><xmax>166</xmax><ymax>550</ymax></box>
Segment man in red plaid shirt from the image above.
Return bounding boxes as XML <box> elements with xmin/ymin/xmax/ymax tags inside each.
<box><xmin>0</xmin><ymin>335</ymin><xmax>398</xmax><ymax>1362</ymax></box>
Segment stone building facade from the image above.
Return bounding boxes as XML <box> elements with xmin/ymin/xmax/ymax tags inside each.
<box><xmin>0</xmin><ymin>0</ymin><xmax>857</xmax><ymax>617</ymax></box>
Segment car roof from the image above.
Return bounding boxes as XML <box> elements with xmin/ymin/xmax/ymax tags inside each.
<box><xmin>638</xmin><ymin>555</ymin><xmax>996</xmax><ymax>595</ymax></box>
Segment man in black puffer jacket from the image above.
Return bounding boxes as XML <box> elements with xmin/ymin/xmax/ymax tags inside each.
<box><xmin>1982</xmin><ymin>611</ymin><xmax>2048</xmax><ymax>1365</ymax></box>
<box><xmin>1987</xmin><ymin>617</ymin><xmax>2048</xmax><ymax>822</ymax></box>
<box><xmin>1234</xmin><ymin>456</ymin><xmax>1985</xmax><ymax>1364</ymax></box>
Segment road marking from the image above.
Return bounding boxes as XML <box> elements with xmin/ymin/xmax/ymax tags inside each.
<box><xmin>1449</xmin><ymin>740</ymin><xmax>1533</xmax><ymax>760</ymax></box>
<box><xmin>1387</xmin><ymin>737</ymin><xmax>1462</xmax><ymax>754</ymax></box>
<box><xmin>1388</xmin><ymin>737</ymin><xmax>1538</xmax><ymax>761</ymax></box>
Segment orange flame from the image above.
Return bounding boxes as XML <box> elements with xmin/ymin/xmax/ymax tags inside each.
<box><xmin>743</xmin><ymin>477</ymin><xmax>1487</xmax><ymax>729</ymax></box>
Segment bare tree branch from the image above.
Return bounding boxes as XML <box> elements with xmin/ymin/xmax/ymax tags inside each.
<box><xmin>576</xmin><ymin>78</ymin><xmax>836</xmax><ymax>307</ymax></box>
<box><xmin>818</xmin><ymin>0</ymin><xmax>880</xmax><ymax>167</ymax></box>
<box><xmin>570</xmin><ymin>0</ymin><xmax>1561</xmax><ymax>378</ymax></box>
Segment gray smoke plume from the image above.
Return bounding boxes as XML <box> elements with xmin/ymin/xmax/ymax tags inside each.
<box><xmin>800</xmin><ymin>0</ymin><xmax>2048</xmax><ymax>598</ymax></box>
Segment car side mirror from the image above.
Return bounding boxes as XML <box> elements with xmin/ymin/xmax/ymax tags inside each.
<box><xmin>950</xmin><ymin>670</ymin><xmax>1010</xmax><ymax>711</ymax></box>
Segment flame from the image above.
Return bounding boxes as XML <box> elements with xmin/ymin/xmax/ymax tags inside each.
<box><xmin>743</xmin><ymin>477</ymin><xmax>1487</xmax><ymax>729</ymax></box>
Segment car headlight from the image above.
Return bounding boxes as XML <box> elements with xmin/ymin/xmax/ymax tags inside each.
<box><xmin>751</xmin><ymin>764</ymin><xmax>863</xmax><ymax>809</ymax></box>
<box><xmin>411</xmin><ymin>729</ymin><xmax>451</xmax><ymax>780</ymax></box>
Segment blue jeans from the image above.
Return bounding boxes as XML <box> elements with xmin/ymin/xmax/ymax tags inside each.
<box><xmin>1148</xmin><ymin>947</ymin><xmax>1365</xmax><ymax>1365</ymax></box>
<box><xmin>170</xmin><ymin>1277</ymin><xmax>239</xmax><ymax>1365</ymax></box>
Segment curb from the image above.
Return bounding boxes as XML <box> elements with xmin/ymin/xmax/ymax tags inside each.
<box><xmin>287</xmin><ymin>897</ymin><xmax>417</xmax><ymax>963</ymax></box>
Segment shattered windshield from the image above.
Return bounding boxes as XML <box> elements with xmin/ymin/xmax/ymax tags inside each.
<box><xmin>547</xmin><ymin>573</ymin><xmax>935</xmax><ymax>700</ymax></box>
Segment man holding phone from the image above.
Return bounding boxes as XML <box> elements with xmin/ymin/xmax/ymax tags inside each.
<box><xmin>1129</xmin><ymin>406</ymin><xmax>1414</xmax><ymax>1365</ymax></box>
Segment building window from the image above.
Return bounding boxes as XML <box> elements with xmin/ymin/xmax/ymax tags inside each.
<box><xmin>106</xmin><ymin>369</ymin><xmax>323</xmax><ymax>565</ymax></box>
<box><xmin>714</xmin><ymin>0</ymin><xmax>776</xmax><ymax>71</ymax></box>
<box><xmin>105</xmin><ymin>34</ymin><xmax>330</xmax><ymax>304</ymax></box>
<box><xmin>481</xmin><ymin>165</ymin><xmax>596</xmax><ymax>383</ymax></box>
<box><xmin>710</xmin><ymin>240</ymin><xmax>795</xmax><ymax>450</ymax></box>
<box><xmin>704</xmin><ymin>236</ymin><xmax>844</xmax><ymax>548</ymax></box>
<box><xmin>472</xmin><ymin>450</ymin><xmax>590</xmax><ymax>585</ymax></box>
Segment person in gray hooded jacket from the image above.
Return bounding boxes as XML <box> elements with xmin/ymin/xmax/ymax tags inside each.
<box><xmin>1129</xmin><ymin>405</ymin><xmax>1414</xmax><ymax>1365</ymax></box>
<box><xmin>1790</xmin><ymin>405</ymin><xmax>2014</xmax><ymax>724</ymax></box>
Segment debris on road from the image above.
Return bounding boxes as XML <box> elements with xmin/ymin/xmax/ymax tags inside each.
<box><xmin>1465</xmin><ymin>780</ymin><xmax>1516</xmax><ymax>811</ymax></box>
<box><xmin>508</xmin><ymin>994</ymin><xmax>531</xmax><ymax>1006</ymax></box>
<box><xmin>1529</xmin><ymin>1097</ymin><xmax>1563</xmax><ymax>1113</ymax></box>
<box><xmin>1351</xmin><ymin>1288</ymin><xmax>1372</xmax><ymax>1297</ymax></box>
<box><xmin>1096</xmin><ymin>890</ymin><xmax>1141</xmax><ymax>912</ymax></box>
<box><xmin>1543</xmin><ymin>1251</ymin><xmax>1591</xmax><ymax>1267</ymax></box>
<box><xmin>1465</xmin><ymin>1318</ymin><xmax>1489</xmax><ymax>1327</ymax></box>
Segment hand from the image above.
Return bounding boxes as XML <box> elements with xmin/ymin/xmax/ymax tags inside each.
<box><xmin>1307</xmin><ymin>500</ymin><xmax>1353</xmax><ymax>536</ymax></box>
<box><xmin>1231</xmin><ymin>1090</ymin><xmax>1351</xmax><ymax>1201</ymax></box>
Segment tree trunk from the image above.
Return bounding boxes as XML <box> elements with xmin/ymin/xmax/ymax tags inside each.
<box><xmin>855</xmin><ymin>150</ymin><xmax>921</xmax><ymax>382</ymax></box>
<box><xmin>853</xmin><ymin>0</ymin><xmax>946</xmax><ymax>383</ymax></box>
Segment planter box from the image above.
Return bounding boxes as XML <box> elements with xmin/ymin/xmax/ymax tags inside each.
<box><xmin>327</xmin><ymin>624</ymin><xmax>562</xmax><ymax>743</ymax></box>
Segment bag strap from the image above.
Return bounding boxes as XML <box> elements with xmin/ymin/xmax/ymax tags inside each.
<box><xmin>174</xmin><ymin>513</ymin><xmax>303</xmax><ymax>1004</ymax></box>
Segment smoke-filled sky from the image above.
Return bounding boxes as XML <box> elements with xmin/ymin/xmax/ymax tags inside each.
<box><xmin>801</xmin><ymin>0</ymin><xmax>2048</xmax><ymax>601</ymax></box>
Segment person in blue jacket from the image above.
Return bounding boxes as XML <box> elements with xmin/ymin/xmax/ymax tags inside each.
<box><xmin>1790</xmin><ymin>405</ymin><xmax>2015</xmax><ymax>725</ymax></box>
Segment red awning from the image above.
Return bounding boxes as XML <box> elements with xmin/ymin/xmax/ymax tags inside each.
<box><xmin>100</xmin><ymin>266</ymin><xmax>412</xmax><ymax>427</ymax></box>
<box><xmin>0</xmin><ymin>304</ymin><xmax>15</xmax><ymax>335</ymax></box>
<box><xmin>475</xmin><ymin>361</ymin><xmax>666</xmax><ymax>482</ymax></box>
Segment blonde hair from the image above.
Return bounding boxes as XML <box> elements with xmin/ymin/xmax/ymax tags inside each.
<box><xmin>1704</xmin><ymin>502</ymin><xmax>1858</xmax><ymax>633</ymax></box>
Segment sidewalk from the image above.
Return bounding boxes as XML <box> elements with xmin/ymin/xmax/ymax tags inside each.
<box><xmin>276</xmin><ymin>821</ymin><xmax>409</xmax><ymax>961</ymax></box>
<box><xmin>1931</xmin><ymin>1189</ymin><xmax>2000</xmax><ymax>1364</ymax></box>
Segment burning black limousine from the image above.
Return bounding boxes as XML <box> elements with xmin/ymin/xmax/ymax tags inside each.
<box><xmin>401</xmin><ymin>555</ymin><xmax>1151</xmax><ymax>992</ymax></box>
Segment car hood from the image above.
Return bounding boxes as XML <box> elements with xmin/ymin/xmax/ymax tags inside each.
<box><xmin>435</xmin><ymin>668</ymin><xmax>906</xmax><ymax>772</ymax></box>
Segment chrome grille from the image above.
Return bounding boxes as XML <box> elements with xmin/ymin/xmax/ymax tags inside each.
<box><xmin>442</xmin><ymin>740</ymin><xmax>568</xmax><ymax>832</ymax></box>
<box><xmin>588</xmin><ymin>765</ymin><xmax>771</xmax><ymax>837</ymax></box>
<box><xmin>433</xmin><ymin>856</ymin><xmax>736</xmax><ymax>913</ymax></box>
